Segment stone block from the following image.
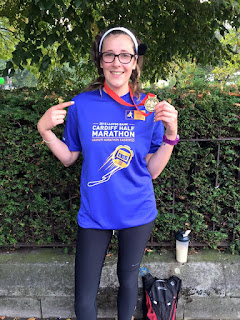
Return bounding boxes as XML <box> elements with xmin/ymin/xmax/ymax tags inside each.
<box><xmin>139</xmin><ymin>261</ymin><xmax>226</xmax><ymax>297</ymax></box>
<box><xmin>41</xmin><ymin>296</ymin><xmax>75</xmax><ymax>318</ymax></box>
<box><xmin>100</xmin><ymin>262</ymin><xmax>119</xmax><ymax>288</ymax></box>
<box><xmin>0</xmin><ymin>262</ymin><xmax>74</xmax><ymax>297</ymax></box>
<box><xmin>223</xmin><ymin>262</ymin><xmax>240</xmax><ymax>297</ymax></box>
<box><xmin>0</xmin><ymin>249</ymin><xmax>239</xmax><ymax>319</ymax></box>
<box><xmin>97</xmin><ymin>286</ymin><xmax>185</xmax><ymax>319</ymax></box>
<box><xmin>0</xmin><ymin>297</ymin><xmax>41</xmax><ymax>317</ymax></box>
<box><xmin>184</xmin><ymin>296</ymin><xmax>240</xmax><ymax>319</ymax></box>
<box><xmin>97</xmin><ymin>288</ymin><xmax>118</xmax><ymax>318</ymax></box>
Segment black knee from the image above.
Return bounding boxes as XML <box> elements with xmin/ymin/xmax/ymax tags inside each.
<box><xmin>117</xmin><ymin>266</ymin><xmax>139</xmax><ymax>289</ymax></box>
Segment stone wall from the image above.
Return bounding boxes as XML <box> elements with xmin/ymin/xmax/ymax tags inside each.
<box><xmin>0</xmin><ymin>249</ymin><xmax>239</xmax><ymax>319</ymax></box>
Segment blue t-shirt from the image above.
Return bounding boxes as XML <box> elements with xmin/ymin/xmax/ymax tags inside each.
<box><xmin>63</xmin><ymin>89</ymin><xmax>164</xmax><ymax>230</ymax></box>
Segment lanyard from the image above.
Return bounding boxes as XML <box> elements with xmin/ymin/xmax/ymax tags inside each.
<box><xmin>104</xmin><ymin>82</ymin><xmax>155</xmax><ymax>117</ymax></box>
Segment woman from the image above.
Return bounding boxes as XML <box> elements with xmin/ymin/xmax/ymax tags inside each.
<box><xmin>37</xmin><ymin>27</ymin><xmax>178</xmax><ymax>320</ymax></box>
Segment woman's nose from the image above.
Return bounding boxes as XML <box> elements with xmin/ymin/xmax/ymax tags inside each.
<box><xmin>112</xmin><ymin>55</ymin><xmax>121</xmax><ymax>66</ymax></box>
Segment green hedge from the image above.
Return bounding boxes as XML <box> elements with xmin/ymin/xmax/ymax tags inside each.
<box><xmin>0</xmin><ymin>85</ymin><xmax>239</xmax><ymax>252</ymax></box>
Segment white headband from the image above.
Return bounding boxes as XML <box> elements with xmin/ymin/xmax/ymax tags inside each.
<box><xmin>98</xmin><ymin>27</ymin><xmax>138</xmax><ymax>54</ymax></box>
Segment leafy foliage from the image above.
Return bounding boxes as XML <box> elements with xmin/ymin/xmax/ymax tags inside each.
<box><xmin>0</xmin><ymin>17</ymin><xmax>19</xmax><ymax>61</ymax></box>
<box><xmin>212</xmin><ymin>27</ymin><xmax>240</xmax><ymax>85</ymax></box>
<box><xmin>0</xmin><ymin>0</ymin><xmax>240</xmax><ymax>80</ymax></box>
<box><xmin>150</xmin><ymin>84</ymin><xmax>240</xmax><ymax>253</ymax></box>
<box><xmin>0</xmin><ymin>88</ymin><xmax>80</xmax><ymax>245</ymax></box>
<box><xmin>0</xmin><ymin>83</ymin><xmax>239</xmax><ymax>252</ymax></box>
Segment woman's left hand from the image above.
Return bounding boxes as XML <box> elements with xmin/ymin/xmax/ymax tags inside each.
<box><xmin>154</xmin><ymin>100</ymin><xmax>178</xmax><ymax>139</ymax></box>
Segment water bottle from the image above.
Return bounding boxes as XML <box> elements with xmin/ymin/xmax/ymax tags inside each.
<box><xmin>176</xmin><ymin>230</ymin><xmax>191</xmax><ymax>263</ymax></box>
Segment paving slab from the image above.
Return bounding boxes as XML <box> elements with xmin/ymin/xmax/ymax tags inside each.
<box><xmin>223</xmin><ymin>262</ymin><xmax>240</xmax><ymax>297</ymax></box>
<box><xmin>0</xmin><ymin>297</ymin><xmax>41</xmax><ymax>317</ymax></box>
<box><xmin>137</xmin><ymin>261</ymin><xmax>226</xmax><ymax>297</ymax></box>
<box><xmin>41</xmin><ymin>296</ymin><xmax>75</xmax><ymax>318</ymax></box>
<box><xmin>184</xmin><ymin>297</ymin><xmax>240</xmax><ymax>319</ymax></box>
<box><xmin>97</xmin><ymin>288</ymin><xmax>118</xmax><ymax>318</ymax></box>
<box><xmin>0</xmin><ymin>250</ymin><xmax>75</xmax><ymax>297</ymax></box>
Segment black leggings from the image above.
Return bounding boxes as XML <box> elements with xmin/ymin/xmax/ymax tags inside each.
<box><xmin>75</xmin><ymin>220</ymin><xmax>154</xmax><ymax>320</ymax></box>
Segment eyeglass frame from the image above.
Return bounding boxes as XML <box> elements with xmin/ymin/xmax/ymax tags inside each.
<box><xmin>100</xmin><ymin>52</ymin><xmax>137</xmax><ymax>64</ymax></box>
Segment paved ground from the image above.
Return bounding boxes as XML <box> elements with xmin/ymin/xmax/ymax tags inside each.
<box><xmin>0</xmin><ymin>248</ymin><xmax>239</xmax><ymax>319</ymax></box>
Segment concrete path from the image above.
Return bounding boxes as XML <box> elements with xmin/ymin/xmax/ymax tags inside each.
<box><xmin>0</xmin><ymin>248</ymin><xmax>239</xmax><ymax>319</ymax></box>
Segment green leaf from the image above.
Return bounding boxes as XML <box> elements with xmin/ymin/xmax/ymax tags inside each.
<box><xmin>6</xmin><ymin>61</ymin><xmax>13</xmax><ymax>69</ymax></box>
<box><xmin>75</xmin><ymin>0</ymin><xmax>81</xmax><ymax>8</ymax></box>
<box><xmin>39</xmin><ymin>55</ymin><xmax>51</xmax><ymax>71</ymax></box>
<box><xmin>38</xmin><ymin>0</ymin><xmax>45</xmax><ymax>11</ymax></box>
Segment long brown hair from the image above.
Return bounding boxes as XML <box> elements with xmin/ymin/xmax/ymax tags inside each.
<box><xmin>86</xmin><ymin>28</ymin><xmax>144</xmax><ymax>98</ymax></box>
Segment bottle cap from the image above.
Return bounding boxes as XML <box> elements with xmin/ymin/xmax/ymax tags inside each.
<box><xmin>176</xmin><ymin>230</ymin><xmax>191</xmax><ymax>242</ymax></box>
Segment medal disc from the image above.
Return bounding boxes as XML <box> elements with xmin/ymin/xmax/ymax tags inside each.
<box><xmin>145</xmin><ymin>96</ymin><xmax>159</xmax><ymax>112</ymax></box>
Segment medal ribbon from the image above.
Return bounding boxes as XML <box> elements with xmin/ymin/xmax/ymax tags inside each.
<box><xmin>104</xmin><ymin>82</ymin><xmax>155</xmax><ymax>117</ymax></box>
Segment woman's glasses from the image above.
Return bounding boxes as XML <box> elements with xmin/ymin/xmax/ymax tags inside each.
<box><xmin>101</xmin><ymin>52</ymin><xmax>135</xmax><ymax>64</ymax></box>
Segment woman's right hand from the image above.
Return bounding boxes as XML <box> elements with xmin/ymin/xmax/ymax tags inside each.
<box><xmin>36</xmin><ymin>100</ymin><xmax>79</xmax><ymax>167</ymax></box>
<box><xmin>37</xmin><ymin>101</ymin><xmax>74</xmax><ymax>134</ymax></box>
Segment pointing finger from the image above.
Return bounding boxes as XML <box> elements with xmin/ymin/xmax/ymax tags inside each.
<box><xmin>54</xmin><ymin>101</ymin><xmax>75</xmax><ymax>110</ymax></box>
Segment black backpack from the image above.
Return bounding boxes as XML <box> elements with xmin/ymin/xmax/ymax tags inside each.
<box><xmin>140</xmin><ymin>268</ymin><xmax>182</xmax><ymax>320</ymax></box>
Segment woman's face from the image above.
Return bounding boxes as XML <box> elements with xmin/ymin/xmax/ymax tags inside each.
<box><xmin>100</xmin><ymin>33</ymin><xmax>137</xmax><ymax>96</ymax></box>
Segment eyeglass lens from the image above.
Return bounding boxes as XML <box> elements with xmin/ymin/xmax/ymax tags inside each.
<box><xmin>102</xmin><ymin>53</ymin><xmax>133</xmax><ymax>64</ymax></box>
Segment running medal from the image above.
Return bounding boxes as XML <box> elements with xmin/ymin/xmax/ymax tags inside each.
<box><xmin>104</xmin><ymin>81</ymin><xmax>154</xmax><ymax>117</ymax></box>
<box><xmin>145</xmin><ymin>94</ymin><xmax>159</xmax><ymax>112</ymax></box>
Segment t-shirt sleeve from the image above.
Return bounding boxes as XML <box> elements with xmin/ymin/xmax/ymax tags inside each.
<box><xmin>62</xmin><ymin>101</ymin><xmax>82</xmax><ymax>151</ymax></box>
<box><xmin>148</xmin><ymin>120</ymin><xmax>164</xmax><ymax>153</ymax></box>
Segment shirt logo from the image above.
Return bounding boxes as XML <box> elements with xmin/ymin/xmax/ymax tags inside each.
<box><xmin>126</xmin><ymin>110</ymin><xmax>145</xmax><ymax>121</ymax></box>
<box><xmin>87</xmin><ymin>145</ymin><xmax>134</xmax><ymax>187</ymax></box>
